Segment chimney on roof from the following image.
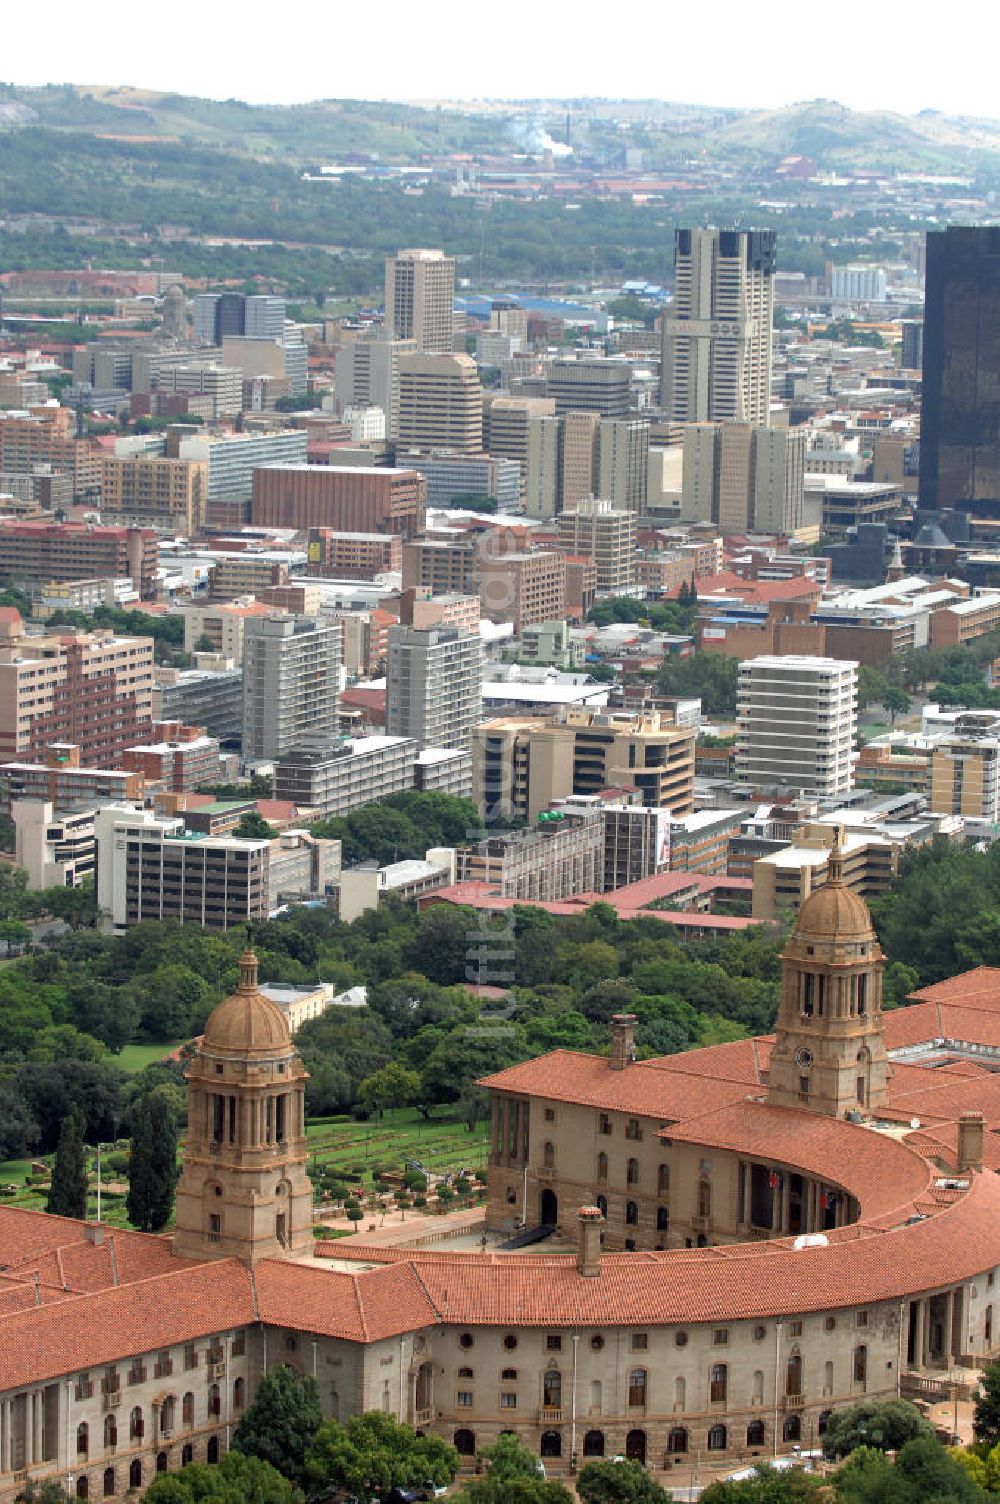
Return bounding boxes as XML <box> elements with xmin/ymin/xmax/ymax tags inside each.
<box><xmin>83</xmin><ymin>1221</ymin><xmax>105</xmax><ymax>1246</ymax></box>
<box><xmin>609</xmin><ymin>1013</ymin><xmax>637</xmax><ymax>1070</ymax></box>
<box><xmin>958</xmin><ymin>1111</ymin><xmax>985</xmax><ymax>1174</ymax></box>
<box><xmin>577</xmin><ymin>1206</ymin><xmax>604</xmax><ymax>1277</ymax></box>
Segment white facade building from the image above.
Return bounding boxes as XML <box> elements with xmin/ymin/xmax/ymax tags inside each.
<box><xmin>736</xmin><ymin>655</ymin><xmax>858</xmax><ymax>798</ymax></box>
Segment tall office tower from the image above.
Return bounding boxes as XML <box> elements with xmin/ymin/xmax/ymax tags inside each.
<box><xmin>547</xmin><ymin>358</ymin><xmax>630</xmax><ymax>418</ymax></box>
<box><xmin>662</xmin><ymin>228</ymin><xmax>776</xmax><ymax>426</ymax></box>
<box><xmin>525</xmin><ymin>414</ymin><xmax>563</xmax><ymax>518</ymax></box>
<box><xmin>901</xmin><ymin>319</ymin><xmax>924</xmax><ymax>372</ymax></box>
<box><xmin>386</xmin><ymin>624</ymin><xmax>483</xmax><ymax>753</ymax></box>
<box><xmin>241</xmin><ymin>615</ymin><xmax>342</xmax><ymax>763</ymax></box>
<box><xmin>920</xmin><ymin>226</ymin><xmax>1000</xmax><ymax>510</ymax></box>
<box><xmin>385</xmin><ymin>249</ymin><xmax>456</xmax><ymax>354</ymax></box>
<box><xmin>485</xmin><ymin>396</ymin><xmax>556</xmax><ymax>497</ymax></box>
<box><xmin>681</xmin><ymin>422</ymin><xmax>805</xmax><ymax>534</ymax></box>
<box><xmin>397</xmin><ymin>353</ymin><xmax>484</xmax><ymax>455</ymax></box>
<box><xmin>244</xmin><ymin>295</ymin><xmax>287</xmax><ymax>339</ymax></box>
<box><xmin>598</xmin><ymin>417</ymin><xmax>650</xmax><ymax>513</ymax></box>
<box><xmin>736</xmin><ymin>655</ymin><xmax>858</xmax><ymax>798</ymax></box>
<box><xmin>561</xmin><ymin>411</ymin><xmax>601</xmax><ymax>507</ymax></box>
<box><xmin>335</xmin><ymin>335</ymin><xmax>415</xmax><ymax>439</ymax></box>
<box><xmin>191</xmin><ymin>292</ymin><xmax>286</xmax><ymax>345</ymax></box>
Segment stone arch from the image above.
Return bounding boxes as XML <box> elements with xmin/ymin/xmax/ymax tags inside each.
<box><xmin>747</xmin><ymin>1419</ymin><xmax>766</xmax><ymax>1447</ymax></box>
<box><xmin>540</xmin><ymin>1429</ymin><xmax>562</xmax><ymax>1458</ymax></box>
<box><xmin>626</xmin><ymin>1429</ymin><xmax>646</xmax><ymax>1463</ymax></box>
<box><xmin>583</xmin><ymin>1429</ymin><xmax>605</xmax><ymax>1457</ymax></box>
<box><xmin>454</xmin><ymin>1428</ymin><xmax>476</xmax><ymax>1456</ymax></box>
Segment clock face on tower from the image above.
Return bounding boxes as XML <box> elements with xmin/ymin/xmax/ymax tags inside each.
<box><xmin>794</xmin><ymin>1047</ymin><xmax>814</xmax><ymax>1069</ymax></box>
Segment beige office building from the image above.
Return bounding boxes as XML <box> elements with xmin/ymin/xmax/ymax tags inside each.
<box><xmin>598</xmin><ymin>418</ymin><xmax>650</xmax><ymax>514</ymax></box>
<box><xmin>561</xmin><ymin>412</ymin><xmax>601</xmax><ymax>507</ymax></box>
<box><xmin>335</xmin><ymin>335</ymin><xmax>415</xmax><ymax>439</ymax></box>
<box><xmin>556</xmin><ymin>500</ymin><xmax>637</xmax><ymax>596</ymax></box>
<box><xmin>682</xmin><ymin>422</ymin><xmax>805</xmax><ymax>535</ymax></box>
<box><xmin>525</xmin><ymin>415</ymin><xmax>563</xmax><ymax>519</ymax></box>
<box><xmin>662</xmin><ymin>228</ymin><xmax>775</xmax><ymax>426</ymax></box>
<box><xmin>479</xmin><ymin>548</ymin><xmax>567</xmax><ymax>636</ymax></box>
<box><xmin>474</xmin><ymin>708</ymin><xmax>696</xmax><ymax>824</ymax></box>
<box><xmin>486</xmin><ymin>396</ymin><xmax>556</xmax><ymax>496</ymax></box>
<box><xmin>101</xmin><ymin>455</ymin><xmax>208</xmax><ymax>535</ymax></box>
<box><xmin>385</xmin><ymin>249</ymin><xmax>455</xmax><ymax>354</ymax></box>
<box><xmin>397</xmin><ymin>353</ymin><xmax>483</xmax><ymax>455</ymax></box>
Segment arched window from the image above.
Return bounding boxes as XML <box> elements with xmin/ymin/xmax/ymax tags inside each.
<box><xmin>710</xmin><ymin>1363</ymin><xmax>728</xmax><ymax>1404</ymax></box>
<box><xmin>698</xmin><ymin>1178</ymin><xmax>712</xmax><ymax>1219</ymax></box>
<box><xmin>625</xmin><ymin>1200</ymin><xmax>638</xmax><ymax>1226</ymax></box>
<box><xmin>543</xmin><ymin>1141</ymin><xmax>555</xmax><ymax>1168</ymax></box>
<box><xmin>596</xmin><ymin>1152</ymin><xmax>608</xmax><ymax>1184</ymax></box>
<box><xmin>583</xmin><ymin>1429</ymin><xmax>605</xmax><ymax>1456</ymax></box>
<box><xmin>181</xmin><ymin>1444</ymin><xmax>193</xmax><ymax>1467</ymax></box>
<box><xmin>752</xmin><ymin>1369</ymin><xmax>764</xmax><ymax>1405</ymax></box>
<box><xmin>627</xmin><ymin>1368</ymin><xmax>647</xmax><ymax>1408</ymax></box>
<box><xmin>540</xmin><ymin>1430</ymin><xmax>562</xmax><ymax>1458</ymax></box>
<box><xmin>707</xmin><ymin>1424</ymin><xmax>727</xmax><ymax>1451</ymax></box>
<box><xmin>77</xmin><ymin>1421</ymin><xmax>89</xmax><ymax>1455</ymax></box>
<box><xmin>818</xmin><ymin>1410</ymin><xmax>833</xmax><ymax>1436</ymax></box>
<box><xmin>786</xmin><ymin>1352</ymin><xmax>803</xmax><ymax>1398</ymax></box>
<box><xmin>853</xmin><ymin>1345</ymin><xmax>868</xmax><ymax>1386</ymax></box>
<box><xmin>658</xmin><ymin>1163</ymin><xmax>670</xmax><ymax>1195</ymax></box>
<box><xmin>668</xmin><ymin>1426</ymin><xmax>688</xmax><ymax>1455</ymax></box>
<box><xmin>76</xmin><ymin>1479</ymin><xmax>88</xmax><ymax>1500</ymax></box>
<box><xmin>233</xmin><ymin>1377</ymin><xmax>245</xmax><ymax>1412</ymax></box>
<box><xmin>182</xmin><ymin>1392</ymin><xmax>194</xmax><ymax>1427</ymax></box>
<box><xmin>543</xmin><ymin>1369</ymin><xmax>562</xmax><ymax>1409</ymax></box>
<box><xmin>104</xmin><ymin>1414</ymin><xmax>117</xmax><ymax>1449</ymax></box>
<box><xmin>103</xmin><ymin>1468</ymin><xmax>115</xmax><ymax>1498</ymax></box>
<box><xmin>590</xmin><ymin>1379</ymin><xmax>602</xmax><ymax>1413</ymax></box>
<box><xmin>783</xmin><ymin>1414</ymin><xmax>802</xmax><ymax>1443</ymax></box>
<box><xmin>156</xmin><ymin>1451</ymin><xmax>168</xmax><ymax>1473</ymax></box>
<box><xmin>657</xmin><ymin>1205</ymin><xmax>669</xmax><ymax>1231</ymax></box>
<box><xmin>206</xmin><ymin>1437</ymin><xmax>219</xmax><ymax>1465</ymax></box>
<box><xmin>129</xmin><ymin>1407</ymin><xmax>143</xmax><ymax>1441</ymax></box>
<box><xmin>747</xmin><ymin>1420</ymin><xmax>766</xmax><ymax>1447</ymax></box>
<box><xmin>596</xmin><ymin>1194</ymin><xmax>608</xmax><ymax>1217</ymax></box>
<box><xmin>627</xmin><ymin>1157</ymin><xmax>639</xmax><ymax>1187</ymax></box>
<box><xmin>454</xmin><ymin>1429</ymin><xmax>476</xmax><ymax>1456</ymax></box>
<box><xmin>129</xmin><ymin>1461</ymin><xmax>142</xmax><ymax>1490</ymax></box>
<box><xmin>160</xmin><ymin>1396</ymin><xmax>175</xmax><ymax>1436</ymax></box>
<box><xmin>208</xmin><ymin>1383</ymin><xmax>221</xmax><ymax>1418</ymax></box>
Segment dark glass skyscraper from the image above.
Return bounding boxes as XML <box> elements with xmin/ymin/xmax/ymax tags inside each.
<box><xmin>920</xmin><ymin>226</ymin><xmax>1000</xmax><ymax>510</ymax></box>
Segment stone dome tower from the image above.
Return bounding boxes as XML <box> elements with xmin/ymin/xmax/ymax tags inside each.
<box><xmin>173</xmin><ymin>942</ymin><xmax>314</xmax><ymax>1263</ymax></box>
<box><xmin>766</xmin><ymin>841</ymin><xmax>889</xmax><ymax>1117</ymax></box>
<box><xmin>161</xmin><ymin>281</ymin><xmax>188</xmax><ymax>340</ymax></box>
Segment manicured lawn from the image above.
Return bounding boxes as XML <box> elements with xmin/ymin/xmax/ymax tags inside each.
<box><xmin>113</xmin><ymin>1040</ymin><xmax>186</xmax><ymax>1074</ymax></box>
<box><xmin>305</xmin><ymin>1106</ymin><xmax>489</xmax><ymax>1183</ymax></box>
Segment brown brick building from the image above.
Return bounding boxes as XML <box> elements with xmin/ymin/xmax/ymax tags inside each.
<box><xmin>250</xmin><ymin>465</ymin><xmax>426</xmax><ymax>538</ymax></box>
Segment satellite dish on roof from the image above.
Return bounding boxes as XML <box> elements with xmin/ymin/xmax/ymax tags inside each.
<box><xmin>793</xmin><ymin>1233</ymin><xmax>829</xmax><ymax>1250</ymax></box>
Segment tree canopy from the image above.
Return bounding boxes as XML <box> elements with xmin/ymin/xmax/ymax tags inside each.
<box><xmin>231</xmin><ymin>1365</ymin><xmax>323</xmax><ymax>1483</ymax></box>
<box><xmin>142</xmin><ymin>1450</ymin><xmax>304</xmax><ymax>1503</ymax></box>
<box><xmin>302</xmin><ymin>1410</ymin><xmax>458</xmax><ymax>1496</ymax></box>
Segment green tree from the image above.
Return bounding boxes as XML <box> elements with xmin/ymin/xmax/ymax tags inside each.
<box><xmin>193</xmin><ymin>633</ymin><xmax>216</xmax><ymax>653</ymax></box>
<box><xmin>455</xmin><ymin>1433</ymin><xmax>572</xmax><ymax>1504</ymax></box>
<box><xmin>822</xmin><ymin>1398</ymin><xmax>934</xmax><ymax>1460</ymax></box>
<box><xmin>127</xmin><ymin>1088</ymin><xmax>179</xmax><ymax>1231</ymax></box>
<box><xmin>14</xmin><ymin>1482</ymin><xmax>74</xmax><ymax>1504</ymax></box>
<box><xmin>700</xmin><ymin>1463</ymin><xmax>824</xmax><ymax>1502</ymax></box>
<box><xmin>46</xmin><ymin>1105</ymin><xmax>87</xmax><ymax>1219</ymax></box>
<box><xmin>975</xmin><ymin>1358</ymin><xmax>1000</xmax><ymax>1449</ymax></box>
<box><xmin>835</xmin><ymin>1436</ymin><xmax>989</xmax><ymax>1503</ymax></box>
<box><xmin>657</xmin><ymin>652</ymin><xmax>739</xmax><ymax>716</ymax></box>
<box><xmin>234</xmin><ymin>810</ymin><xmax>279</xmax><ymax>840</ymax></box>
<box><xmin>577</xmin><ymin>1457</ymin><xmax>672</xmax><ymax>1502</ymax></box>
<box><xmin>142</xmin><ymin>1450</ymin><xmax>304</xmax><ymax>1503</ymax></box>
<box><xmin>303</xmin><ymin>1410</ymin><xmax>458</xmax><ymax>1496</ymax></box>
<box><xmin>231</xmin><ymin>1364</ymin><xmax>323</xmax><ymax>1483</ymax></box>
<box><xmin>357</xmin><ymin>1062</ymin><xmax>421</xmax><ymax>1117</ymax></box>
<box><xmin>883</xmin><ymin>683</ymin><xmax>912</xmax><ymax>724</ymax></box>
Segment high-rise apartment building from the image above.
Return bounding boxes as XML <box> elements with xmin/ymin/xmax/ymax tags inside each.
<box><xmin>485</xmin><ymin>396</ymin><xmax>556</xmax><ymax>497</ymax></box>
<box><xmin>597</xmin><ymin>417</ymin><xmax>650</xmax><ymax>513</ymax></box>
<box><xmin>920</xmin><ymin>226</ymin><xmax>1000</xmax><ymax>511</ymax></box>
<box><xmin>335</xmin><ymin>335</ymin><xmax>415</xmax><ymax>438</ymax></box>
<box><xmin>100</xmin><ymin>455</ymin><xmax>208</xmax><ymax>535</ymax></box>
<box><xmin>682</xmin><ymin>422</ymin><xmax>805</xmax><ymax>534</ymax></box>
<box><xmin>397</xmin><ymin>353</ymin><xmax>483</xmax><ymax>455</ymax></box>
<box><xmin>241</xmin><ymin>615</ymin><xmax>342</xmax><ymax>763</ymax></box>
<box><xmin>384</xmin><ymin>249</ymin><xmax>455</xmax><ymax>354</ymax></box>
<box><xmin>525</xmin><ymin>415</ymin><xmax>563</xmax><ymax>519</ymax></box>
<box><xmin>735</xmin><ymin>655</ymin><xmax>858</xmax><ymax>797</ymax></box>
<box><xmin>662</xmin><ymin>228</ymin><xmax>776</xmax><ymax>426</ymax></box>
<box><xmin>561</xmin><ymin>411</ymin><xmax>601</xmax><ymax>508</ymax></box>
<box><xmin>547</xmin><ymin>358</ymin><xmax>630</xmax><ymax>418</ymax></box>
<box><xmin>0</xmin><ymin>409</ymin><xmax>102</xmax><ymax>502</ymax></box>
<box><xmin>0</xmin><ymin>613</ymin><xmax>154</xmax><ymax>766</ymax></box>
<box><xmin>386</xmin><ymin>625</ymin><xmax>483</xmax><ymax>753</ymax></box>
<box><xmin>556</xmin><ymin>500</ymin><xmax>637</xmax><ymax>596</ymax></box>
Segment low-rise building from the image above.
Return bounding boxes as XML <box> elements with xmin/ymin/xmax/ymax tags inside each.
<box><xmin>751</xmin><ymin>823</ymin><xmax>896</xmax><ymax>923</ymax></box>
<box><xmin>0</xmin><ymin>744</ymin><xmax>142</xmax><ymax>813</ymax></box>
<box><xmin>339</xmin><ymin>855</ymin><xmax>453</xmax><ymax>923</ymax></box>
<box><xmin>454</xmin><ymin>807</ymin><xmax>605</xmax><ymax>901</ymax></box>
<box><xmin>12</xmin><ymin>798</ymin><xmax>96</xmax><ymax>889</ymax></box>
<box><xmin>153</xmin><ymin>667</ymin><xmax>244</xmax><ymax>743</ymax></box>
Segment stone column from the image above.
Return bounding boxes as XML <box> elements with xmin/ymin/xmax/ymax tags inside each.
<box><xmin>911</xmin><ymin>1300</ymin><xmax>925</xmax><ymax>1369</ymax></box>
<box><xmin>1</xmin><ymin>1398</ymin><xmax>8</xmax><ymax>1472</ymax></box>
<box><xmin>942</xmin><ymin>1289</ymin><xmax>954</xmax><ymax>1366</ymax></box>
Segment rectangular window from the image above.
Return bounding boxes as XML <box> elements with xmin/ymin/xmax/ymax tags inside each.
<box><xmin>631</xmin><ymin>1333</ymin><xmax>648</xmax><ymax>1351</ymax></box>
<box><xmin>456</xmin><ymin>1392</ymin><xmax>473</xmax><ymax>1407</ymax></box>
<box><xmin>856</xmin><ymin>1311</ymin><xmax>868</xmax><ymax>1328</ymax></box>
<box><xmin>546</xmin><ymin>1335</ymin><xmax>562</xmax><ymax>1352</ymax></box>
<box><xmin>789</xmin><ymin>1321</ymin><xmax>803</xmax><ymax>1338</ymax></box>
<box><xmin>499</xmin><ymin>1393</ymin><xmax>517</xmax><ymax>1409</ymax></box>
<box><xmin>713</xmin><ymin>1329</ymin><xmax>729</xmax><ymax>1346</ymax></box>
<box><xmin>599</xmin><ymin>1114</ymin><xmax>612</xmax><ymax>1136</ymax></box>
<box><xmin>544</xmin><ymin>1108</ymin><xmax>555</xmax><ymax>1122</ymax></box>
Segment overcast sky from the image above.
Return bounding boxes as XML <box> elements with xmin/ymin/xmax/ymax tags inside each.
<box><xmin>3</xmin><ymin>0</ymin><xmax>995</xmax><ymax>120</ymax></box>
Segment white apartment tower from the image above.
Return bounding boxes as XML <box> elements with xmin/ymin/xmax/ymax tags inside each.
<box><xmin>242</xmin><ymin>614</ymin><xmax>342</xmax><ymax>763</ymax></box>
<box><xmin>736</xmin><ymin>655</ymin><xmax>858</xmax><ymax>798</ymax></box>
<box><xmin>386</xmin><ymin>625</ymin><xmax>484</xmax><ymax>754</ymax></box>
<box><xmin>385</xmin><ymin>249</ymin><xmax>456</xmax><ymax>354</ymax></box>
<box><xmin>662</xmin><ymin>228</ymin><xmax>776</xmax><ymax>427</ymax></box>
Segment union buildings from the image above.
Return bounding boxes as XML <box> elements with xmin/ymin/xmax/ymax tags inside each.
<box><xmin>5</xmin><ymin>857</ymin><xmax>1000</xmax><ymax>1497</ymax></box>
